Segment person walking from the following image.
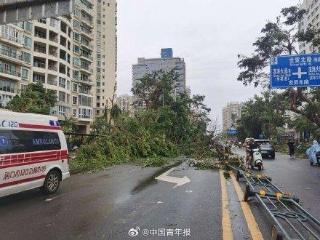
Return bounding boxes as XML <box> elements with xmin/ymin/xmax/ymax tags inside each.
<box><xmin>287</xmin><ymin>139</ymin><xmax>295</xmax><ymax>158</ymax></box>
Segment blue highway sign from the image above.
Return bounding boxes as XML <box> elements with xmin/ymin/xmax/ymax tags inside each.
<box><xmin>227</xmin><ymin>128</ymin><xmax>238</xmax><ymax>136</ymax></box>
<box><xmin>270</xmin><ymin>54</ymin><xmax>320</xmax><ymax>88</ymax></box>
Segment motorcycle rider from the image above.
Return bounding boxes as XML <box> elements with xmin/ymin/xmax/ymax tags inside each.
<box><xmin>246</xmin><ymin>138</ymin><xmax>260</xmax><ymax>168</ymax></box>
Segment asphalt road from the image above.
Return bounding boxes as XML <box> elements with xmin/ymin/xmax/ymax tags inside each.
<box><xmin>1</xmin><ymin>153</ymin><xmax>318</xmax><ymax>240</ymax></box>
<box><xmin>0</xmin><ymin>162</ymin><xmax>227</xmax><ymax>240</ymax></box>
<box><xmin>263</xmin><ymin>151</ymin><xmax>320</xmax><ymax>220</ymax></box>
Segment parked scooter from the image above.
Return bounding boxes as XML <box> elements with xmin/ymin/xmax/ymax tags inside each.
<box><xmin>249</xmin><ymin>148</ymin><xmax>264</xmax><ymax>171</ymax></box>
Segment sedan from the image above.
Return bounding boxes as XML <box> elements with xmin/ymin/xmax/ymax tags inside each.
<box><xmin>259</xmin><ymin>142</ymin><xmax>275</xmax><ymax>159</ymax></box>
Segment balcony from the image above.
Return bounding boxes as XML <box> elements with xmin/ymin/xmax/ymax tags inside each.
<box><xmin>81</xmin><ymin>13</ymin><xmax>93</xmax><ymax>27</ymax></box>
<box><xmin>0</xmin><ymin>47</ymin><xmax>25</xmax><ymax>64</ymax></box>
<box><xmin>80</xmin><ymin>40</ymin><xmax>93</xmax><ymax>50</ymax></box>
<box><xmin>78</xmin><ymin>107</ymin><xmax>93</xmax><ymax>121</ymax></box>
<box><xmin>34</xmin><ymin>27</ymin><xmax>47</xmax><ymax>40</ymax></box>
<box><xmin>48</xmin><ymin>64</ymin><xmax>58</xmax><ymax>72</ymax></box>
<box><xmin>49</xmin><ymin>31</ymin><xmax>58</xmax><ymax>43</ymax></box>
<box><xmin>47</xmin><ymin>75</ymin><xmax>58</xmax><ymax>86</ymax></box>
<box><xmin>0</xmin><ymin>66</ymin><xmax>21</xmax><ymax>80</ymax></box>
<box><xmin>80</xmin><ymin>65</ymin><xmax>93</xmax><ymax>75</ymax></box>
<box><xmin>49</xmin><ymin>46</ymin><xmax>58</xmax><ymax>57</ymax></box>
<box><xmin>80</xmin><ymin>27</ymin><xmax>93</xmax><ymax>39</ymax></box>
<box><xmin>75</xmin><ymin>78</ymin><xmax>93</xmax><ymax>86</ymax></box>
<box><xmin>80</xmin><ymin>52</ymin><xmax>93</xmax><ymax>62</ymax></box>
<box><xmin>33</xmin><ymin>73</ymin><xmax>45</xmax><ymax>84</ymax></box>
<box><xmin>34</xmin><ymin>42</ymin><xmax>47</xmax><ymax>55</ymax></box>
<box><xmin>33</xmin><ymin>57</ymin><xmax>46</xmax><ymax>69</ymax></box>
<box><xmin>76</xmin><ymin>0</ymin><xmax>93</xmax><ymax>10</ymax></box>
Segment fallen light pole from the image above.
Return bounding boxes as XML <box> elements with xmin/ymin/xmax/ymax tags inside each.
<box><xmin>230</xmin><ymin>166</ymin><xmax>320</xmax><ymax>240</ymax></box>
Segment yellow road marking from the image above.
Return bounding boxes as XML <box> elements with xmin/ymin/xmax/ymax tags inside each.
<box><xmin>219</xmin><ymin>170</ymin><xmax>233</xmax><ymax>240</ymax></box>
<box><xmin>230</xmin><ymin>172</ymin><xmax>264</xmax><ymax>240</ymax></box>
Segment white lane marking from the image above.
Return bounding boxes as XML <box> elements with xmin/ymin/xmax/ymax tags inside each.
<box><xmin>45</xmin><ymin>197</ymin><xmax>56</xmax><ymax>202</ymax></box>
<box><xmin>155</xmin><ymin>167</ymin><xmax>191</xmax><ymax>188</ymax></box>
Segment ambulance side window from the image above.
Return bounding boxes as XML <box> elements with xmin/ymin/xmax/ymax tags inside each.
<box><xmin>0</xmin><ymin>130</ymin><xmax>61</xmax><ymax>154</ymax></box>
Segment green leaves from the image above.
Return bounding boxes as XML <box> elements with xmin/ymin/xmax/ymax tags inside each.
<box><xmin>237</xmin><ymin>5</ymin><xmax>309</xmax><ymax>88</ymax></box>
<box><xmin>237</xmin><ymin>91</ymin><xmax>287</xmax><ymax>140</ymax></box>
<box><xmin>132</xmin><ymin>70</ymin><xmax>177</xmax><ymax>109</ymax></box>
<box><xmin>281</xmin><ymin>6</ymin><xmax>306</xmax><ymax>26</ymax></box>
<box><xmin>6</xmin><ymin>82</ymin><xmax>57</xmax><ymax>115</ymax></box>
<box><xmin>72</xmin><ymin>69</ymin><xmax>216</xmax><ymax>172</ymax></box>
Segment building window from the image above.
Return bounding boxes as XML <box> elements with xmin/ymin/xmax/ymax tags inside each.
<box><xmin>33</xmin><ymin>73</ymin><xmax>45</xmax><ymax>83</ymax></box>
<box><xmin>59</xmin><ymin>77</ymin><xmax>66</xmax><ymax>88</ymax></box>
<box><xmin>73</xmin><ymin>83</ymin><xmax>78</xmax><ymax>92</ymax></box>
<box><xmin>73</xmin><ymin>96</ymin><xmax>77</xmax><ymax>105</ymax></box>
<box><xmin>21</xmin><ymin>68</ymin><xmax>29</xmax><ymax>80</ymax></box>
<box><xmin>33</xmin><ymin>57</ymin><xmax>46</xmax><ymax>68</ymax></box>
<box><xmin>58</xmin><ymin>91</ymin><xmax>66</xmax><ymax>103</ymax></box>
<box><xmin>79</xmin><ymin>95</ymin><xmax>92</xmax><ymax>107</ymax></box>
<box><xmin>0</xmin><ymin>79</ymin><xmax>16</xmax><ymax>93</ymax></box>
<box><xmin>22</xmin><ymin>52</ymin><xmax>31</xmax><ymax>63</ymax></box>
<box><xmin>0</xmin><ymin>62</ymin><xmax>20</xmax><ymax>77</ymax></box>
<box><xmin>23</xmin><ymin>36</ymin><xmax>32</xmax><ymax>49</ymax></box>
<box><xmin>78</xmin><ymin>108</ymin><xmax>92</xmax><ymax>119</ymax></box>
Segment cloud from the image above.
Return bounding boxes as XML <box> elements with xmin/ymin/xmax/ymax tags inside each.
<box><xmin>116</xmin><ymin>0</ymin><xmax>299</xmax><ymax>127</ymax></box>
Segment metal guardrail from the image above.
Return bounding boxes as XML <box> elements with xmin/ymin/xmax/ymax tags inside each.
<box><xmin>230</xmin><ymin>166</ymin><xmax>320</xmax><ymax>240</ymax></box>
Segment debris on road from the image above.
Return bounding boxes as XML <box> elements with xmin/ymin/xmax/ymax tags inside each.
<box><xmin>231</xmin><ymin>166</ymin><xmax>320</xmax><ymax>240</ymax></box>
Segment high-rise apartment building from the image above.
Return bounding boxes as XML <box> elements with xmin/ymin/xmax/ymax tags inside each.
<box><xmin>222</xmin><ymin>102</ymin><xmax>242</xmax><ymax>132</ymax></box>
<box><xmin>299</xmin><ymin>0</ymin><xmax>320</xmax><ymax>53</ymax></box>
<box><xmin>0</xmin><ymin>0</ymin><xmax>117</xmax><ymax>133</ymax></box>
<box><xmin>132</xmin><ymin>48</ymin><xmax>186</xmax><ymax>95</ymax></box>
<box><xmin>116</xmin><ymin>94</ymin><xmax>135</xmax><ymax>116</ymax></box>
<box><xmin>0</xmin><ymin>22</ymin><xmax>33</xmax><ymax>107</ymax></box>
<box><xmin>94</xmin><ymin>0</ymin><xmax>118</xmax><ymax>116</ymax></box>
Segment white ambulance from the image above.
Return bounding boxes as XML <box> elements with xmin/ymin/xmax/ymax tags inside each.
<box><xmin>0</xmin><ymin>110</ymin><xmax>70</xmax><ymax>198</ymax></box>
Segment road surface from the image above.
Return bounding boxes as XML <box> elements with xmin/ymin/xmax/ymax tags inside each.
<box><xmin>263</xmin><ymin>151</ymin><xmax>320</xmax><ymax>219</ymax></box>
<box><xmin>0</xmin><ymin>154</ymin><xmax>319</xmax><ymax>240</ymax></box>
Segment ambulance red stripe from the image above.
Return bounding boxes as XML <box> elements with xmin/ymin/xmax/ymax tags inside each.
<box><xmin>0</xmin><ymin>175</ymin><xmax>46</xmax><ymax>188</ymax></box>
<box><xmin>0</xmin><ymin>150</ymin><xmax>68</xmax><ymax>169</ymax></box>
<box><xmin>19</xmin><ymin>123</ymin><xmax>61</xmax><ymax>130</ymax></box>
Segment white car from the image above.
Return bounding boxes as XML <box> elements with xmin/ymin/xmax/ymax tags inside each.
<box><xmin>0</xmin><ymin>110</ymin><xmax>70</xmax><ymax>198</ymax></box>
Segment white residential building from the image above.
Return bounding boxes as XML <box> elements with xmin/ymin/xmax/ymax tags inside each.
<box><xmin>0</xmin><ymin>22</ymin><xmax>33</xmax><ymax>107</ymax></box>
<box><xmin>222</xmin><ymin>102</ymin><xmax>242</xmax><ymax>132</ymax></box>
<box><xmin>299</xmin><ymin>0</ymin><xmax>320</xmax><ymax>53</ymax></box>
<box><xmin>94</xmin><ymin>0</ymin><xmax>118</xmax><ymax>117</ymax></box>
<box><xmin>116</xmin><ymin>94</ymin><xmax>135</xmax><ymax>116</ymax></box>
<box><xmin>132</xmin><ymin>48</ymin><xmax>186</xmax><ymax>95</ymax></box>
<box><xmin>0</xmin><ymin>0</ymin><xmax>118</xmax><ymax>133</ymax></box>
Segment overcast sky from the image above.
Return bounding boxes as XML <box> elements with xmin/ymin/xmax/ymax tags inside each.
<box><xmin>116</xmin><ymin>0</ymin><xmax>299</xmax><ymax>129</ymax></box>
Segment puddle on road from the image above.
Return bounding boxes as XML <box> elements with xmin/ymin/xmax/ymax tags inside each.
<box><xmin>131</xmin><ymin>161</ymin><xmax>183</xmax><ymax>195</ymax></box>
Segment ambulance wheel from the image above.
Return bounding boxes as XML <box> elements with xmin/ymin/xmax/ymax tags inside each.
<box><xmin>42</xmin><ymin>170</ymin><xmax>61</xmax><ymax>194</ymax></box>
